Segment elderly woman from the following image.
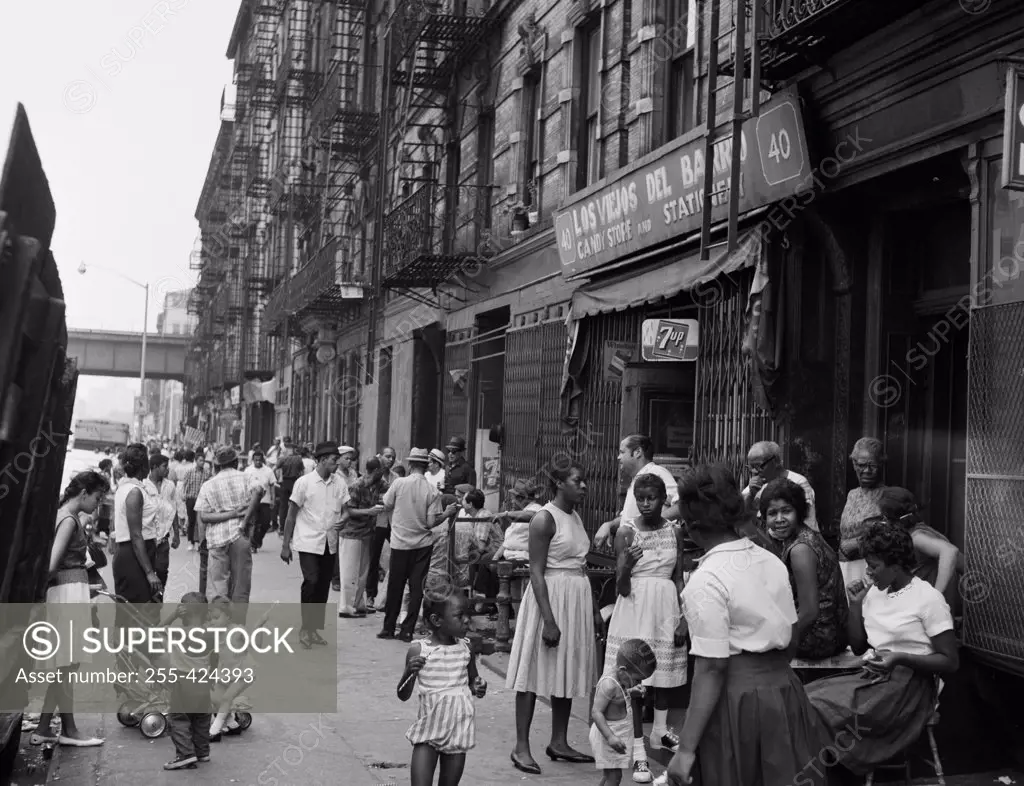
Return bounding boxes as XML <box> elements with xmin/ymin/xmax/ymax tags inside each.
<box><xmin>759</xmin><ymin>478</ymin><xmax>848</xmax><ymax>660</ymax></box>
<box><xmin>507</xmin><ymin>460</ymin><xmax>595</xmax><ymax>775</ymax></box>
<box><xmin>838</xmin><ymin>437</ymin><xmax>888</xmax><ymax>584</ymax></box>
<box><xmin>805</xmin><ymin>521</ymin><xmax>958</xmax><ymax>779</ymax></box>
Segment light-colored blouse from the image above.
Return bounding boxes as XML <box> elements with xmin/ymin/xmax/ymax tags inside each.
<box><xmin>862</xmin><ymin>576</ymin><xmax>953</xmax><ymax>656</ymax></box>
<box><xmin>682</xmin><ymin>538</ymin><xmax>796</xmax><ymax>658</ymax></box>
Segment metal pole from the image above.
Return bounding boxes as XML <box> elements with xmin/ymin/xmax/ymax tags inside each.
<box><xmin>140</xmin><ymin>282</ymin><xmax>149</xmax><ymax>442</ymax></box>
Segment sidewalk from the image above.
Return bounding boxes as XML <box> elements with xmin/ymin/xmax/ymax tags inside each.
<box><xmin>38</xmin><ymin>545</ymin><xmax>613</xmax><ymax>785</ymax></box>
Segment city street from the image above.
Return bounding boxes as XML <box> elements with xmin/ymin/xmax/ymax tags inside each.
<box><xmin>42</xmin><ymin>535</ymin><xmax>606</xmax><ymax>786</ymax></box>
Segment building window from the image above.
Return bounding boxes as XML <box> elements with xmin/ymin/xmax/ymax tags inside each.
<box><xmin>477</xmin><ymin>108</ymin><xmax>495</xmax><ymax>228</ymax></box>
<box><xmin>522</xmin><ymin>76</ymin><xmax>541</xmax><ymax>208</ymax></box>
<box><xmin>665</xmin><ymin>0</ymin><xmax>696</xmax><ymax>141</ymax></box>
<box><xmin>578</xmin><ymin>25</ymin><xmax>603</xmax><ymax>190</ymax></box>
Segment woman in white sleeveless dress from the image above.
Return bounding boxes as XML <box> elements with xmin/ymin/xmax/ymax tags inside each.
<box><xmin>507</xmin><ymin>461</ymin><xmax>595</xmax><ymax>775</ymax></box>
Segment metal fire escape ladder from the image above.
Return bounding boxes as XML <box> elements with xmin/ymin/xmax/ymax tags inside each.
<box><xmin>699</xmin><ymin>0</ymin><xmax>762</xmax><ymax>260</ymax></box>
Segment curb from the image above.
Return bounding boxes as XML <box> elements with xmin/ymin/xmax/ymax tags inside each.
<box><xmin>44</xmin><ymin>714</ymin><xmax>106</xmax><ymax>785</ymax></box>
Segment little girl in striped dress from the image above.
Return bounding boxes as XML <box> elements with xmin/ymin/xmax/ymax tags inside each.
<box><xmin>398</xmin><ymin>592</ymin><xmax>488</xmax><ymax>785</ymax></box>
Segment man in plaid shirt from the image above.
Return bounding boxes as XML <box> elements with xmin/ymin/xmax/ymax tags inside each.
<box><xmin>194</xmin><ymin>447</ymin><xmax>265</xmax><ymax>616</ymax></box>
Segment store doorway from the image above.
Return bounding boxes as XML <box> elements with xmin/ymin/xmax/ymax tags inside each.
<box><xmin>620</xmin><ymin>363</ymin><xmax>697</xmax><ymax>466</ymax></box>
<box><xmin>875</xmin><ymin>162</ymin><xmax>970</xmax><ymax>547</ymax></box>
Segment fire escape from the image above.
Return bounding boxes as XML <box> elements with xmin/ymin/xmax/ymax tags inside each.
<box><xmin>372</xmin><ymin>0</ymin><xmax>502</xmax><ymax>307</ymax></box>
<box><xmin>263</xmin><ymin>0</ymin><xmax>378</xmax><ymax>337</ymax></box>
<box><xmin>697</xmin><ymin>0</ymin><xmax>928</xmax><ymax>260</ymax></box>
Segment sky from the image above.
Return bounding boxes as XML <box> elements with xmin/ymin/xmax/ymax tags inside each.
<box><xmin>0</xmin><ymin>1</ymin><xmax>238</xmax><ymax>420</ymax></box>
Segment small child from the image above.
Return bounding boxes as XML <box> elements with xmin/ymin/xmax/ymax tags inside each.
<box><xmin>590</xmin><ymin>639</ymin><xmax>658</xmax><ymax>786</ymax></box>
<box><xmin>397</xmin><ymin>592</ymin><xmax>487</xmax><ymax>786</ymax></box>
<box><xmin>162</xmin><ymin>592</ymin><xmax>212</xmax><ymax>771</ymax></box>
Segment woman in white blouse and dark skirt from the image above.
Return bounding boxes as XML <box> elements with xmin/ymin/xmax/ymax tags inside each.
<box><xmin>665</xmin><ymin>465</ymin><xmax>828</xmax><ymax>786</ymax></box>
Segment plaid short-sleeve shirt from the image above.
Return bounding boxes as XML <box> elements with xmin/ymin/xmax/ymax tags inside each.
<box><xmin>194</xmin><ymin>468</ymin><xmax>261</xmax><ymax>549</ymax></box>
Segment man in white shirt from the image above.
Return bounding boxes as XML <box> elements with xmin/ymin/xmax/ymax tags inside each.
<box><xmin>143</xmin><ymin>453</ymin><xmax>180</xmax><ymax>589</ymax></box>
<box><xmin>244</xmin><ymin>449</ymin><xmax>278</xmax><ymax>554</ymax></box>
<box><xmin>741</xmin><ymin>441</ymin><xmax>819</xmax><ymax>532</ymax></box>
<box><xmin>281</xmin><ymin>441</ymin><xmax>348</xmax><ymax>649</ymax></box>
<box><xmin>594</xmin><ymin>434</ymin><xmax>682</xmax><ymax>549</ymax></box>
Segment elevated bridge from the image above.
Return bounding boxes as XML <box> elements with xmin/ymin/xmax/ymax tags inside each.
<box><xmin>66</xmin><ymin>329</ymin><xmax>189</xmax><ymax>381</ymax></box>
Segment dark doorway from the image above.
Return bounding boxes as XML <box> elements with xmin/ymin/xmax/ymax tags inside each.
<box><xmin>471</xmin><ymin>307</ymin><xmax>510</xmax><ymax>449</ymax></box>
<box><xmin>376</xmin><ymin>346</ymin><xmax>393</xmax><ymax>450</ymax></box>
<box><xmin>412</xmin><ymin>325</ymin><xmax>444</xmax><ymax>450</ymax></box>
<box><xmin>875</xmin><ymin>159</ymin><xmax>971</xmax><ymax>547</ymax></box>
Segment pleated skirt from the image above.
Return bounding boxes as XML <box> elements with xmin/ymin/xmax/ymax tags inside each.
<box><xmin>604</xmin><ymin>576</ymin><xmax>687</xmax><ymax>688</ymax></box>
<box><xmin>805</xmin><ymin>665</ymin><xmax>936</xmax><ymax>775</ymax></box>
<box><xmin>698</xmin><ymin>651</ymin><xmax>830</xmax><ymax>786</ymax></box>
<box><xmin>505</xmin><ymin>569</ymin><xmax>595</xmax><ymax>699</ymax></box>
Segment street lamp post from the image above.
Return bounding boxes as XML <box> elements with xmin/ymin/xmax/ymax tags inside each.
<box><xmin>78</xmin><ymin>262</ymin><xmax>149</xmax><ymax>442</ymax></box>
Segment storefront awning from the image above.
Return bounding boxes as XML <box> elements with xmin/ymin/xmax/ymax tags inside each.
<box><xmin>569</xmin><ymin>229</ymin><xmax>762</xmax><ymax>321</ymax></box>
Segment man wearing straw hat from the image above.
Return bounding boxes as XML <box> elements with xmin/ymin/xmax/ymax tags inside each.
<box><xmin>377</xmin><ymin>447</ymin><xmax>448</xmax><ymax>642</ymax></box>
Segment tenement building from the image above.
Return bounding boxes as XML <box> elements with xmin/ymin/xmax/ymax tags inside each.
<box><xmin>185</xmin><ymin>0</ymin><xmax>1024</xmax><ymax>733</ymax></box>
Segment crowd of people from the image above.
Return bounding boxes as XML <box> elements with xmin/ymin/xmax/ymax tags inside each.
<box><xmin>37</xmin><ymin>428</ymin><xmax>964</xmax><ymax>784</ymax></box>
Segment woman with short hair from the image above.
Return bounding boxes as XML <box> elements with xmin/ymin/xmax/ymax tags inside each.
<box><xmin>507</xmin><ymin>460</ymin><xmax>596</xmax><ymax>775</ymax></box>
<box><xmin>112</xmin><ymin>443</ymin><xmax>162</xmax><ymax>610</ymax></box>
<box><xmin>665</xmin><ymin>465</ymin><xmax>827</xmax><ymax>786</ymax></box>
<box><xmin>838</xmin><ymin>437</ymin><xmax>888</xmax><ymax>584</ymax></box>
<box><xmin>805</xmin><ymin>521</ymin><xmax>958</xmax><ymax>779</ymax></box>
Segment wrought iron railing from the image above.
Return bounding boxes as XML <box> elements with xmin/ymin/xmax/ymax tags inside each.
<box><xmin>381</xmin><ymin>182</ymin><xmax>493</xmax><ymax>284</ymax></box>
<box><xmin>263</xmin><ymin>235</ymin><xmax>366</xmax><ymax>330</ymax></box>
<box><xmin>309</xmin><ymin>61</ymin><xmax>379</xmax><ymax>150</ymax></box>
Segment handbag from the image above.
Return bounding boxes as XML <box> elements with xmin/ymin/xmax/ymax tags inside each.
<box><xmin>87</xmin><ymin>538</ymin><xmax>108</xmax><ymax>570</ymax></box>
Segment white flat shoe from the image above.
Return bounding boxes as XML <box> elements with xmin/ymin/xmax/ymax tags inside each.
<box><xmin>58</xmin><ymin>735</ymin><xmax>104</xmax><ymax>747</ymax></box>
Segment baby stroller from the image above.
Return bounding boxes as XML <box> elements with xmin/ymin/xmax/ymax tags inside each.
<box><xmin>93</xmin><ymin>590</ymin><xmax>172</xmax><ymax>738</ymax></box>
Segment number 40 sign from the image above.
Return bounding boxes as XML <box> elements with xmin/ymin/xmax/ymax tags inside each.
<box><xmin>641</xmin><ymin>319</ymin><xmax>699</xmax><ymax>362</ymax></box>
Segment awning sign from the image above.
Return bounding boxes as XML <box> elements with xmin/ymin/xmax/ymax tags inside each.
<box><xmin>641</xmin><ymin>319</ymin><xmax>699</xmax><ymax>362</ymax></box>
<box><xmin>554</xmin><ymin>87</ymin><xmax>809</xmax><ymax>278</ymax></box>
<box><xmin>1003</xmin><ymin>64</ymin><xmax>1024</xmax><ymax>191</ymax></box>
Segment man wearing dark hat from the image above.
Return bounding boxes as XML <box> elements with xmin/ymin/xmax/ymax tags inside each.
<box><xmin>442</xmin><ymin>436</ymin><xmax>476</xmax><ymax>497</ymax></box>
<box><xmin>281</xmin><ymin>441</ymin><xmax>349</xmax><ymax>648</ymax></box>
<box><xmin>377</xmin><ymin>448</ymin><xmax>450</xmax><ymax>642</ymax></box>
<box><xmin>194</xmin><ymin>446</ymin><xmax>266</xmax><ymax>615</ymax></box>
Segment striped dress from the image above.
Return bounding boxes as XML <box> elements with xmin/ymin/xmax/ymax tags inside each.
<box><xmin>406</xmin><ymin>638</ymin><xmax>476</xmax><ymax>754</ymax></box>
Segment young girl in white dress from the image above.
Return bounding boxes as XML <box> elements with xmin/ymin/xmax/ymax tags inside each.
<box><xmin>398</xmin><ymin>592</ymin><xmax>488</xmax><ymax>786</ymax></box>
<box><xmin>604</xmin><ymin>473</ymin><xmax>687</xmax><ymax>782</ymax></box>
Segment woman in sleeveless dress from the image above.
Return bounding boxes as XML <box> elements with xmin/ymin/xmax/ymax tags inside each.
<box><xmin>30</xmin><ymin>471</ymin><xmax>109</xmax><ymax>748</ymax></box>
<box><xmin>112</xmin><ymin>444</ymin><xmax>161</xmax><ymax>619</ymax></box>
<box><xmin>604</xmin><ymin>473</ymin><xmax>687</xmax><ymax>782</ymax></box>
<box><xmin>759</xmin><ymin>478</ymin><xmax>848</xmax><ymax>661</ymax></box>
<box><xmin>507</xmin><ymin>460</ymin><xmax>595</xmax><ymax>775</ymax></box>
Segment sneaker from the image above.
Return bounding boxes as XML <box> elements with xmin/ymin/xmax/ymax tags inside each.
<box><xmin>650</xmin><ymin>729</ymin><xmax>679</xmax><ymax>751</ymax></box>
<box><xmin>365</xmin><ymin>598</ymin><xmax>376</xmax><ymax>611</ymax></box>
<box><xmin>163</xmin><ymin>755</ymin><xmax>198</xmax><ymax>770</ymax></box>
<box><xmin>331</xmin><ymin>581</ymin><xmax>340</xmax><ymax>592</ymax></box>
<box><xmin>632</xmin><ymin>759</ymin><xmax>653</xmax><ymax>783</ymax></box>
<box><xmin>197</xmin><ymin>755</ymin><xmax>210</xmax><ymax>763</ymax></box>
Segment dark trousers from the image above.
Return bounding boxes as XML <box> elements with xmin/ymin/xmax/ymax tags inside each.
<box><xmin>155</xmin><ymin>536</ymin><xmax>170</xmax><ymax>588</ymax></box>
<box><xmin>169</xmin><ymin>712</ymin><xmax>211</xmax><ymax>759</ymax></box>
<box><xmin>365</xmin><ymin>525</ymin><xmax>390</xmax><ymax>600</ymax></box>
<box><xmin>185</xmin><ymin>498</ymin><xmax>198</xmax><ymax>543</ymax></box>
<box><xmin>299</xmin><ymin>545</ymin><xmax>334</xmax><ymax>632</ymax></box>
<box><xmin>382</xmin><ymin>545</ymin><xmax>432</xmax><ymax>637</ymax></box>
<box><xmin>252</xmin><ymin>504</ymin><xmax>272</xmax><ymax>549</ymax></box>
<box><xmin>199</xmin><ymin>539</ymin><xmax>208</xmax><ymax>598</ymax></box>
<box><xmin>277</xmin><ymin>488</ymin><xmax>294</xmax><ymax>531</ymax></box>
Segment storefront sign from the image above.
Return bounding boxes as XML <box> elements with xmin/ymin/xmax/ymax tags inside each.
<box><xmin>554</xmin><ymin>88</ymin><xmax>809</xmax><ymax>278</ymax></box>
<box><xmin>1003</xmin><ymin>64</ymin><xmax>1024</xmax><ymax>190</ymax></box>
<box><xmin>602</xmin><ymin>341</ymin><xmax>635</xmax><ymax>383</ymax></box>
<box><xmin>641</xmin><ymin>319</ymin><xmax>699</xmax><ymax>362</ymax></box>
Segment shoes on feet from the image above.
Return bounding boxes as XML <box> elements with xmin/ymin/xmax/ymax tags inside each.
<box><xmin>649</xmin><ymin>729</ymin><xmax>679</xmax><ymax>752</ymax></box>
<box><xmin>163</xmin><ymin>755</ymin><xmax>198</xmax><ymax>770</ymax></box>
<box><xmin>376</xmin><ymin>630</ymin><xmax>395</xmax><ymax>640</ymax></box>
<box><xmin>632</xmin><ymin>759</ymin><xmax>653</xmax><ymax>783</ymax></box>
